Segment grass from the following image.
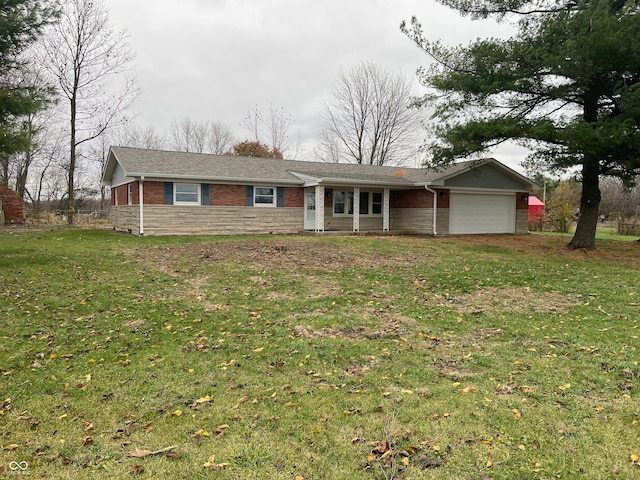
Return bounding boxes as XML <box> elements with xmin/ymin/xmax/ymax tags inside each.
<box><xmin>0</xmin><ymin>228</ymin><xmax>639</xmax><ymax>479</ymax></box>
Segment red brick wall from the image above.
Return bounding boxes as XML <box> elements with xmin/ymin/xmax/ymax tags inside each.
<box><xmin>113</xmin><ymin>182</ymin><xmax>309</xmax><ymax>208</ymax></box>
<box><xmin>516</xmin><ymin>192</ymin><xmax>529</xmax><ymax>210</ymax></box>
<box><xmin>0</xmin><ymin>184</ymin><xmax>25</xmax><ymax>222</ymax></box>
<box><xmin>434</xmin><ymin>189</ymin><xmax>449</xmax><ymax>209</ymax></box>
<box><xmin>285</xmin><ymin>187</ymin><xmax>304</xmax><ymax>207</ymax></box>
<box><xmin>390</xmin><ymin>189</ymin><xmax>435</xmax><ymax>209</ymax></box>
<box><xmin>212</xmin><ymin>184</ymin><xmax>245</xmax><ymax>206</ymax></box>
<box><xmin>112</xmin><ymin>183</ymin><xmax>135</xmax><ymax>206</ymax></box>
<box><xmin>144</xmin><ymin>181</ymin><xmax>165</xmax><ymax>205</ymax></box>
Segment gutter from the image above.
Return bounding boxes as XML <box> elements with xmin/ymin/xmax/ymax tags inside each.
<box><xmin>139</xmin><ymin>176</ymin><xmax>144</xmax><ymax>236</ymax></box>
<box><xmin>424</xmin><ymin>185</ymin><xmax>438</xmax><ymax>236</ymax></box>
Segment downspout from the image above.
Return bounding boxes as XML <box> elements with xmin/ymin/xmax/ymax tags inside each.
<box><xmin>424</xmin><ymin>186</ymin><xmax>438</xmax><ymax>236</ymax></box>
<box><xmin>139</xmin><ymin>176</ymin><xmax>144</xmax><ymax>236</ymax></box>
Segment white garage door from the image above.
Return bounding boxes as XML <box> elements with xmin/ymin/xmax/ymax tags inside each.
<box><xmin>449</xmin><ymin>193</ymin><xmax>516</xmax><ymax>234</ymax></box>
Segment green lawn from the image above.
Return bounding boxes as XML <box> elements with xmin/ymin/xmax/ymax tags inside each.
<box><xmin>1</xmin><ymin>229</ymin><xmax>639</xmax><ymax>479</ymax></box>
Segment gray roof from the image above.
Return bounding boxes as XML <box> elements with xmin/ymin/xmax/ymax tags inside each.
<box><xmin>103</xmin><ymin>146</ymin><xmax>536</xmax><ymax>190</ymax></box>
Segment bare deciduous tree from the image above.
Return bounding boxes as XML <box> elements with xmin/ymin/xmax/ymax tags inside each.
<box><xmin>242</xmin><ymin>106</ymin><xmax>262</xmax><ymax>144</ymax></box>
<box><xmin>113</xmin><ymin>125</ymin><xmax>167</xmax><ymax>151</ymax></box>
<box><xmin>170</xmin><ymin>117</ymin><xmax>206</xmax><ymax>153</ymax></box>
<box><xmin>40</xmin><ymin>0</ymin><xmax>138</xmax><ymax>224</ymax></box>
<box><xmin>241</xmin><ymin>104</ymin><xmax>298</xmax><ymax>158</ymax></box>
<box><xmin>599</xmin><ymin>177</ymin><xmax>640</xmax><ymax>232</ymax></box>
<box><xmin>207</xmin><ymin>120</ymin><xmax>235</xmax><ymax>155</ymax></box>
<box><xmin>170</xmin><ymin>117</ymin><xmax>235</xmax><ymax>154</ymax></box>
<box><xmin>319</xmin><ymin>61</ymin><xmax>422</xmax><ymax>166</ymax></box>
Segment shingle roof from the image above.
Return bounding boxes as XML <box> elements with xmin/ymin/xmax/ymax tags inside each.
<box><xmin>103</xmin><ymin>146</ymin><xmax>534</xmax><ymax>189</ymax></box>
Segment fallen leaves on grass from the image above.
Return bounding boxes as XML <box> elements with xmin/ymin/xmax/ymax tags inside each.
<box><xmin>364</xmin><ymin>427</ymin><xmax>443</xmax><ymax>473</ymax></box>
<box><xmin>203</xmin><ymin>454</ymin><xmax>230</xmax><ymax>469</ymax></box>
<box><xmin>127</xmin><ymin>445</ymin><xmax>178</xmax><ymax>458</ymax></box>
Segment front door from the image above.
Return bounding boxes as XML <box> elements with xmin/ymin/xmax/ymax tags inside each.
<box><xmin>304</xmin><ymin>190</ymin><xmax>316</xmax><ymax>230</ymax></box>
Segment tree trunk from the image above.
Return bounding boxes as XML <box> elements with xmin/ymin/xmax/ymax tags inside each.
<box><xmin>568</xmin><ymin>88</ymin><xmax>601</xmax><ymax>250</ymax></box>
<box><xmin>15</xmin><ymin>148</ymin><xmax>31</xmax><ymax>200</ymax></box>
<box><xmin>568</xmin><ymin>156</ymin><xmax>601</xmax><ymax>250</ymax></box>
<box><xmin>68</xmin><ymin>94</ymin><xmax>77</xmax><ymax>225</ymax></box>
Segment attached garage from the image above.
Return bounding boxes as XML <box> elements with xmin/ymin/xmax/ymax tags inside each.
<box><xmin>449</xmin><ymin>192</ymin><xmax>516</xmax><ymax>234</ymax></box>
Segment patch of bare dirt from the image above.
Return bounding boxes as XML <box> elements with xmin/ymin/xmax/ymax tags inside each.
<box><xmin>124</xmin><ymin>238</ymin><xmax>421</xmax><ymax>275</ymax></box>
<box><xmin>292</xmin><ymin>314</ymin><xmax>417</xmax><ymax>341</ymax></box>
<box><xmin>441</xmin><ymin>233</ymin><xmax>639</xmax><ymax>264</ymax></box>
<box><xmin>429</xmin><ymin>286</ymin><xmax>581</xmax><ymax>315</ymax></box>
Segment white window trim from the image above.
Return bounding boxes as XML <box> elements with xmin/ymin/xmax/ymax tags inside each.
<box><xmin>127</xmin><ymin>184</ymin><xmax>133</xmax><ymax>205</ymax></box>
<box><xmin>254</xmin><ymin>186</ymin><xmax>276</xmax><ymax>207</ymax></box>
<box><xmin>174</xmin><ymin>183</ymin><xmax>201</xmax><ymax>205</ymax></box>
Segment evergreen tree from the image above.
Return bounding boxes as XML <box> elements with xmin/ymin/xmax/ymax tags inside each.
<box><xmin>0</xmin><ymin>0</ymin><xmax>57</xmax><ymax>164</ymax></box>
<box><xmin>402</xmin><ymin>0</ymin><xmax>640</xmax><ymax>249</ymax></box>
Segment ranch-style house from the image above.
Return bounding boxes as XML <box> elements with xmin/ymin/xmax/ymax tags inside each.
<box><xmin>102</xmin><ymin>147</ymin><xmax>538</xmax><ymax>236</ymax></box>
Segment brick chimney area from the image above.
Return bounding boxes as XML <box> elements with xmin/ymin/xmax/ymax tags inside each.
<box><xmin>0</xmin><ymin>184</ymin><xmax>26</xmax><ymax>224</ymax></box>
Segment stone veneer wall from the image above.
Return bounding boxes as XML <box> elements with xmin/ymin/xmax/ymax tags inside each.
<box><xmin>389</xmin><ymin>208</ymin><xmax>436</xmax><ymax>234</ymax></box>
<box><xmin>322</xmin><ymin>210</ymin><xmax>385</xmax><ymax>232</ymax></box>
<box><xmin>516</xmin><ymin>209</ymin><xmax>529</xmax><ymax>234</ymax></box>
<box><xmin>111</xmin><ymin>205</ymin><xmax>303</xmax><ymax>236</ymax></box>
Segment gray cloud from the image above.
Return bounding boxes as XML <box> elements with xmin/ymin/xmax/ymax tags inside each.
<box><xmin>105</xmin><ymin>0</ymin><xmax>524</xmax><ymax>169</ymax></box>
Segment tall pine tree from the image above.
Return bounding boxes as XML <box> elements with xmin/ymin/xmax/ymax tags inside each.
<box><xmin>403</xmin><ymin>0</ymin><xmax>640</xmax><ymax>249</ymax></box>
<box><xmin>0</xmin><ymin>0</ymin><xmax>57</xmax><ymax>168</ymax></box>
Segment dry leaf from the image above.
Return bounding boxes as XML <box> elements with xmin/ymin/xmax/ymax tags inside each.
<box><xmin>127</xmin><ymin>445</ymin><xmax>178</xmax><ymax>458</ymax></box>
<box><xmin>130</xmin><ymin>464</ymin><xmax>145</xmax><ymax>474</ymax></box>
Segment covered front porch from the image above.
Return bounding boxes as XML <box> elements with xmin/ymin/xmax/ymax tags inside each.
<box><xmin>303</xmin><ymin>185</ymin><xmax>392</xmax><ymax>233</ymax></box>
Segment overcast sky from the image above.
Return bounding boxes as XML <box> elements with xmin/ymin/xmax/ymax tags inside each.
<box><xmin>103</xmin><ymin>0</ymin><xmax>528</xmax><ymax>170</ymax></box>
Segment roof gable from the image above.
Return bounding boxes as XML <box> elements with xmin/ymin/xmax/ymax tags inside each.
<box><xmin>443</xmin><ymin>163</ymin><xmax>528</xmax><ymax>190</ymax></box>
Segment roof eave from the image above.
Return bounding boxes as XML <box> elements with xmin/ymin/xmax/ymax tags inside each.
<box><xmin>125</xmin><ymin>172</ymin><xmax>304</xmax><ymax>186</ymax></box>
<box><xmin>311</xmin><ymin>177</ymin><xmax>416</xmax><ymax>188</ymax></box>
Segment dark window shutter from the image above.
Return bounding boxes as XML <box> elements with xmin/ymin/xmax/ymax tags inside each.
<box><xmin>201</xmin><ymin>184</ymin><xmax>210</xmax><ymax>205</ymax></box>
<box><xmin>164</xmin><ymin>182</ymin><xmax>173</xmax><ymax>205</ymax></box>
<box><xmin>246</xmin><ymin>185</ymin><xmax>254</xmax><ymax>206</ymax></box>
<box><xmin>276</xmin><ymin>187</ymin><xmax>285</xmax><ymax>208</ymax></box>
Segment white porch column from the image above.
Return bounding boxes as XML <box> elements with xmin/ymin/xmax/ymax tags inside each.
<box><xmin>315</xmin><ymin>185</ymin><xmax>325</xmax><ymax>232</ymax></box>
<box><xmin>383</xmin><ymin>188</ymin><xmax>390</xmax><ymax>231</ymax></box>
<box><xmin>138</xmin><ymin>177</ymin><xmax>144</xmax><ymax>236</ymax></box>
<box><xmin>353</xmin><ymin>186</ymin><xmax>360</xmax><ymax>232</ymax></box>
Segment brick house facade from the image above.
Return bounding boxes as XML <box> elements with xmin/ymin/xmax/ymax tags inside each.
<box><xmin>102</xmin><ymin>147</ymin><xmax>537</xmax><ymax>236</ymax></box>
<box><xmin>0</xmin><ymin>184</ymin><xmax>25</xmax><ymax>224</ymax></box>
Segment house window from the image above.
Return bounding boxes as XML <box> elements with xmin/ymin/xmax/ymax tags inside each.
<box><xmin>372</xmin><ymin>192</ymin><xmax>383</xmax><ymax>215</ymax></box>
<box><xmin>333</xmin><ymin>191</ymin><xmax>355</xmax><ymax>215</ymax></box>
<box><xmin>127</xmin><ymin>184</ymin><xmax>132</xmax><ymax>205</ymax></box>
<box><xmin>359</xmin><ymin>192</ymin><xmax>369</xmax><ymax>215</ymax></box>
<box><xmin>334</xmin><ymin>190</ymin><xmax>382</xmax><ymax>216</ymax></box>
<box><xmin>174</xmin><ymin>183</ymin><xmax>200</xmax><ymax>204</ymax></box>
<box><xmin>254</xmin><ymin>187</ymin><xmax>275</xmax><ymax>206</ymax></box>
<box><xmin>334</xmin><ymin>191</ymin><xmax>345</xmax><ymax>214</ymax></box>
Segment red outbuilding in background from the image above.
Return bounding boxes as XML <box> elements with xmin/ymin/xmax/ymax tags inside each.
<box><xmin>528</xmin><ymin>195</ymin><xmax>545</xmax><ymax>231</ymax></box>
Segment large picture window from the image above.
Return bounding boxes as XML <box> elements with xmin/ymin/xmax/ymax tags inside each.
<box><xmin>254</xmin><ymin>187</ymin><xmax>275</xmax><ymax>206</ymax></box>
<box><xmin>334</xmin><ymin>190</ymin><xmax>381</xmax><ymax>216</ymax></box>
<box><xmin>174</xmin><ymin>183</ymin><xmax>200</xmax><ymax>204</ymax></box>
